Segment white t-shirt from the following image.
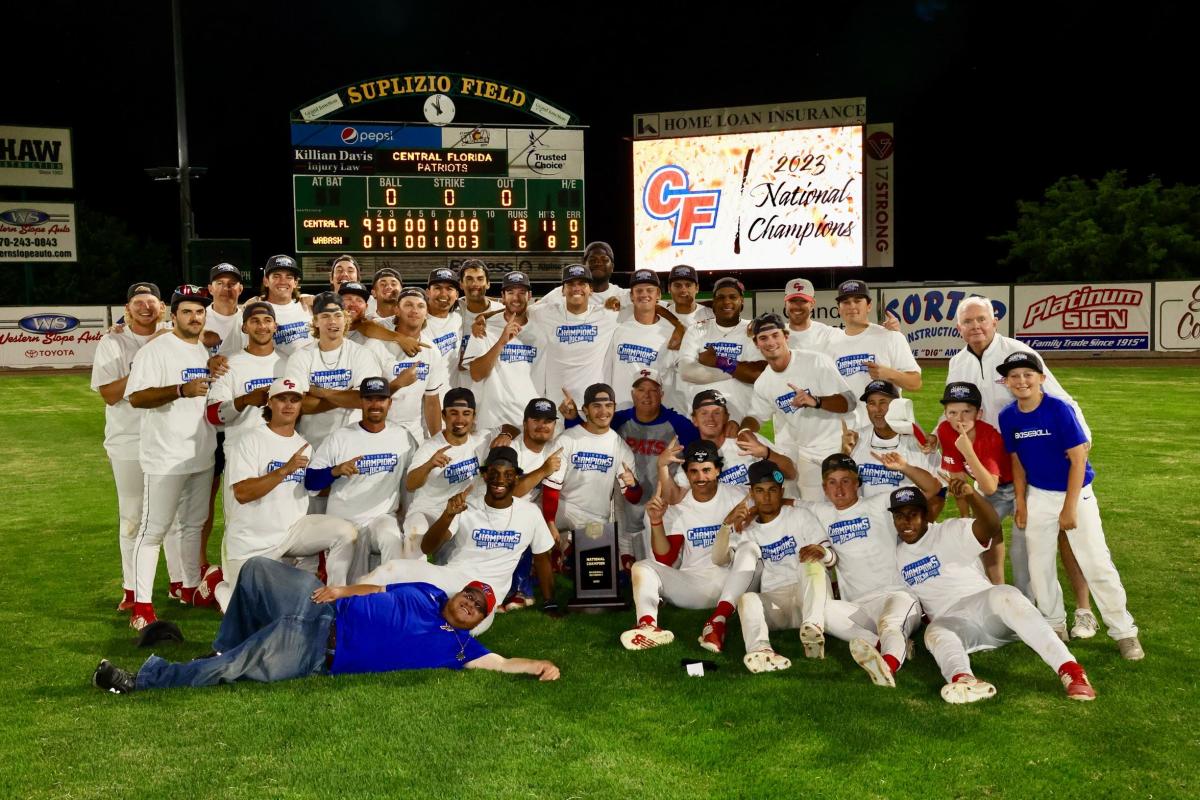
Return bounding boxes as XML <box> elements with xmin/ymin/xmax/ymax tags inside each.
<box><xmin>511</xmin><ymin>435</ymin><xmax>556</xmax><ymax>505</ymax></box>
<box><xmin>739</xmin><ymin>505</ymin><xmax>829</xmax><ymax>592</ymax></box>
<box><xmin>311</xmin><ymin>421</ymin><xmax>416</xmax><ymax>526</ymax></box>
<box><xmin>379</xmin><ymin>338</ymin><xmax>448</xmax><ymax>439</ymax></box>
<box><xmin>202</xmin><ymin>306</ymin><xmax>240</xmax><ymax>355</ymax></box>
<box><xmin>657</xmin><ymin>482</ymin><xmax>747</xmax><ymax>572</ymax></box>
<box><xmin>788</xmin><ymin>321</ymin><xmax>839</xmax><ymax>355</ymax></box>
<box><xmin>827</xmin><ymin>324</ymin><xmax>920</xmax><ymax>424</ymax></box>
<box><xmin>676</xmin><ymin>318</ymin><xmax>756</xmax><ymax>421</ymax></box>
<box><xmin>664</xmin><ymin>301</ymin><xmax>715</xmax><ymax>329</ymax></box>
<box><xmin>207</xmin><ymin>350</ymin><xmax>287</xmax><ymax>446</ymax></box>
<box><xmin>456</xmin><ymin>297</ymin><xmax>505</xmax><ymax>386</ymax></box>
<box><xmin>424</xmin><ymin>311</ymin><xmax>464</xmax><ymax>366</ymax></box>
<box><xmin>546</xmin><ymin>425</ymin><xmax>636</xmax><ymax>525</ymax></box>
<box><xmin>462</xmin><ymin>313</ymin><xmax>545</xmax><ymax>430</ymax></box>
<box><xmin>284</xmin><ymin>338</ymin><xmax>380</xmax><ymax>450</ymax></box>
<box><xmin>91</xmin><ymin>329</ymin><xmax>152</xmax><ymax>461</ymax></box>
<box><xmin>527</xmin><ymin>303</ymin><xmax>619</xmax><ymax>402</ymax></box>
<box><xmin>849</xmin><ymin>427</ymin><xmax>936</xmax><ymax>499</ymax></box>
<box><xmin>750</xmin><ymin>348</ymin><xmax>856</xmax><ymax>463</ymax></box>
<box><xmin>605</xmin><ymin>317</ymin><xmax>679</xmax><ymax>410</ymax></box>
<box><xmin>219</xmin><ymin>300</ymin><xmax>312</xmax><ymax>358</ymax></box>
<box><xmin>539</xmin><ymin>283</ymin><xmax>630</xmax><ymax>310</ymax></box>
<box><xmin>441</xmin><ymin>495</ymin><xmax>555</xmax><ymax>600</ymax></box>
<box><xmin>811</xmin><ymin>494</ymin><xmax>909</xmax><ymax>603</ymax></box>
<box><xmin>224</xmin><ymin>426</ymin><xmax>310</xmax><ymax>561</ymax></box>
<box><xmin>346</xmin><ymin>329</ymin><xmax>395</xmax><ymax>373</ymax></box>
<box><xmin>407</xmin><ymin>431</ymin><xmax>492</xmax><ymax>516</ymax></box>
<box><xmin>672</xmin><ymin>434</ymin><xmax>773</xmax><ymax>490</ymax></box>
<box><xmin>124</xmin><ymin>332</ymin><xmax>216</xmax><ymax>475</ymax></box>
<box><xmin>895</xmin><ymin>518</ymin><xmax>988</xmax><ymax>620</ymax></box>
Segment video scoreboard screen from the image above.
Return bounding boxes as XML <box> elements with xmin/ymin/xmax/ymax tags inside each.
<box><xmin>292</xmin><ymin>123</ymin><xmax>584</xmax><ymax>256</ymax></box>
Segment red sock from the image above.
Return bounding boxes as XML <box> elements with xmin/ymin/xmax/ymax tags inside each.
<box><xmin>883</xmin><ymin>654</ymin><xmax>900</xmax><ymax>674</ymax></box>
<box><xmin>169</xmin><ymin>581</ymin><xmax>182</xmax><ymax>595</ymax></box>
<box><xmin>123</xmin><ymin>589</ymin><xmax>134</xmax><ymax>604</ymax></box>
<box><xmin>951</xmin><ymin>672</ymin><xmax>972</xmax><ymax>683</ymax></box>
<box><xmin>133</xmin><ymin>602</ymin><xmax>154</xmax><ymax>617</ymax></box>
<box><xmin>638</xmin><ymin>615</ymin><xmax>657</xmax><ymax>627</ymax></box>
<box><xmin>180</xmin><ymin>586</ymin><xmax>197</xmax><ymax>604</ymax></box>
<box><xmin>710</xmin><ymin>601</ymin><xmax>735</xmax><ymax>623</ymax></box>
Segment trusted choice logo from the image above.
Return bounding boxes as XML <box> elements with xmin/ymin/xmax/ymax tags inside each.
<box><xmin>642</xmin><ymin>165</ymin><xmax>721</xmax><ymax>246</ymax></box>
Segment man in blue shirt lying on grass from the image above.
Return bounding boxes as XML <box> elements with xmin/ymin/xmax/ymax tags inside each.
<box><xmin>91</xmin><ymin>556</ymin><xmax>560</xmax><ymax>694</ymax></box>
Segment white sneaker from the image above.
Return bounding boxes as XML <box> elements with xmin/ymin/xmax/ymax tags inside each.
<box><xmin>743</xmin><ymin>649</ymin><xmax>792</xmax><ymax>674</ymax></box>
<box><xmin>940</xmin><ymin>675</ymin><xmax>997</xmax><ymax>704</ymax></box>
<box><xmin>850</xmin><ymin>638</ymin><xmax>896</xmax><ymax>688</ymax></box>
<box><xmin>620</xmin><ymin>623</ymin><xmax>675</xmax><ymax>651</ymax></box>
<box><xmin>799</xmin><ymin>622</ymin><xmax>825</xmax><ymax>659</ymax></box>
<box><xmin>1117</xmin><ymin>636</ymin><xmax>1145</xmax><ymax>661</ymax></box>
<box><xmin>1071</xmin><ymin>610</ymin><xmax>1099</xmax><ymax>640</ymax></box>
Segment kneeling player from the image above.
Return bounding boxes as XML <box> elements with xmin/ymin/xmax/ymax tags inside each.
<box><xmin>891</xmin><ymin>481</ymin><xmax>1096</xmax><ymax>703</ymax></box>
<box><xmin>718</xmin><ymin>461</ymin><xmax>834</xmax><ymax>673</ymax></box>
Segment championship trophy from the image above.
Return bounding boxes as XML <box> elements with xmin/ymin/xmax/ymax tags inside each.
<box><xmin>568</xmin><ymin>489</ymin><xmax>627</xmax><ymax>611</ymax></box>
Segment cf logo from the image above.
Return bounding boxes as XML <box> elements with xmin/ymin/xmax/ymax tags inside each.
<box><xmin>642</xmin><ymin>165</ymin><xmax>721</xmax><ymax>246</ymax></box>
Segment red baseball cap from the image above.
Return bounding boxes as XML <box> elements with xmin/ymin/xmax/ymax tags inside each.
<box><xmin>464</xmin><ymin>581</ymin><xmax>496</xmax><ymax>615</ymax></box>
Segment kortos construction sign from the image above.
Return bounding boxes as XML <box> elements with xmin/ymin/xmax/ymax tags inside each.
<box><xmin>1014</xmin><ymin>283</ymin><xmax>1151</xmax><ymax>351</ymax></box>
<box><xmin>0</xmin><ymin>125</ymin><xmax>73</xmax><ymax>189</ymax></box>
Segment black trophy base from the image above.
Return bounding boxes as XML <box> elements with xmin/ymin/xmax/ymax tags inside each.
<box><xmin>567</xmin><ymin>595</ymin><xmax>629</xmax><ymax>613</ymax></box>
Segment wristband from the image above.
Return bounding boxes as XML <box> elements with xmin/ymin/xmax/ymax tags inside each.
<box><xmin>648</xmin><ymin>518</ymin><xmax>665</xmax><ymax>527</ymax></box>
<box><xmin>813</xmin><ymin>395</ymin><xmax>823</xmax><ymax>409</ymax></box>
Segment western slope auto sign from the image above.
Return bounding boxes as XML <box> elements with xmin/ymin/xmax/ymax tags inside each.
<box><xmin>0</xmin><ymin>306</ymin><xmax>107</xmax><ymax>369</ymax></box>
<box><xmin>1014</xmin><ymin>283</ymin><xmax>1150</xmax><ymax>351</ymax></box>
<box><xmin>0</xmin><ymin>202</ymin><xmax>77</xmax><ymax>262</ymax></box>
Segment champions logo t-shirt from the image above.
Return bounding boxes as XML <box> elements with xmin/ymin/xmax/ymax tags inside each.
<box><xmin>556</xmin><ymin>324</ymin><xmax>598</xmax><ymax>344</ymax></box>
<box><xmin>265</xmin><ymin>460</ymin><xmax>306</xmax><ymax>483</ymax></box>
<box><xmin>571</xmin><ymin>451</ymin><xmax>614</xmax><ymax>473</ymax></box>
<box><xmin>443</xmin><ymin>496</ymin><xmax>555</xmax><ymax>600</ymax></box>
<box><xmin>275</xmin><ymin>320</ymin><xmax>309</xmax><ymax>347</ymax></box>
<box><xmin>815</xmin><ymin>494</ymin><xmax>907</xmax><ymax>602</ymax></box>
<box><xmin>835</xmin><ymin>352</ymin><xmax>873</xmax><ymax>378</ymax></box>
<box><xmin>471</xmin><ymin>528</ymin><xmax>523</xmax><ymax>550</ymax></box>
<box><xmin>659</xmin><ymin>482</ymin><xmax>748</xmax><ymax>572</ymax></box>
<box><xmin>740</xmin><ymin>505</ymin><xmax>827</xmax><ymax>592</ymax></box>
<box><xmin>895</xmin><ymin>518</ymin><xmax>989</xmax><ymax>619</ymax></box>
<box><xmin>310</xmin><ymin>422</ymin><xmax>416</xmax><ymax>525</ymax></box>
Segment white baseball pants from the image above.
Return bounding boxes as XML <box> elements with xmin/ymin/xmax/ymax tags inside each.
<box><xmin>133</xmin><ymin>469</ymin><xmax>213</xmax><ymax>603</ymax></box>
<box><xmin>1025</xmin><ymin>485</ymin><xmax>1136</xmax><ymax>639</ymax></box>
<box><xmin>631</xmin><ymin>559</ymin><xmax>726</xmax><ymax>622</ymax></box>
<box><xmin>824</xmin><ymin>589</ymin><xmax>922</xmax><ymax>668</ymax></box>
<box><xmin>111</xmin><ymin>459</ymin><xmax>184</xmax><ymax>591</ymax></box>
<box><xmin>347</xmin><ymin>515</ymin><xmax>409</xmax><ymax>582</ymax></box>
<box><xmin>923</xmin><ymin>584</ymin><xmax>1076</xmax><ymax>681</ymax></box>
<box><xmin>983</xmin><ymin>482</ymin><xmax>1031</xmax><ymax>597</ymax></box>
<box><xmin>715</xmin><ymin>544</ymin><xmax>762</xmax><ymax>606</ymax></box>
<box><xmin>738</xmin><ymin>563</ymin><xmax>829</xmax><ymax>653</ymax></box>
<box><xmin>361</xmin><ymin>559</ymin><xmax>495</xmax><ymax>636</ymax></box>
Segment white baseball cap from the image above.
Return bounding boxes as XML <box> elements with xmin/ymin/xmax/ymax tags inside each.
<box><xmin>784</xmin><ymin>277</ymin><xmax>816</xmax><ymax>302</ymax></box>
<box><xmin>268</xmin><ymin>377</ymin><xmax>304</xmax><ymax>398</ymax></box>
<box><xmin>632</xmin><ymin>367</ymin><xmax>663</xmax><ymax>387</ymax></box>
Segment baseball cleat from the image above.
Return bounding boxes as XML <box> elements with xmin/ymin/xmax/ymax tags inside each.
<box><xmin>192</xmin><ymin>566</ymin><xmax>222</xmax><ymax>608</ymax></box>
<box><xmin>799</xmin><ymin>622</ymin><xmax>825</xmax><ymax>659</ymax></box>
<box><xmin>129</xmin><ymin>607</ymin><xmax>157</xmax><ymax>631</ymax></box>
<box><xmin>1058</xmin><ymin>662</ymin><xmax>1097</xmax><ymax>701</ymax></box>
<box><xmin>698</xmin><ymin>620</ymin><xmax>726</xmax><ymax>653</ymax></box>
<box><xmin>620</xmin><ymin>622</ymin><xmax>675</xmax><ymax>651</ymax></box>
<box><xmin>1071</xmin><ymin>609</ymin><xmax>1099</xmax><ymax>640</ymax></box>
<box><xmin>92</xmin><ymin>659</ymin><xmax>137</xmax><ymax>694</ymax></box>
<box><xmin>1117</xmin><ymin>636</ymin><xmax>1145</xmax><ymax>661</ymax></box>
<box><xmin>117</xmin><ymin>590</ymin><xmax>135</xmax><ymax>612</ymax></box>
<box><xmin>168</xmin><ymin>582</ymin><xmax>183</xmax><ymax>602</ymax></box>
<box><xmin>743</xmin><ymin>649</ymin><xmax>792</xmax><ymax>674</ymax></box>
<box><xmin>850</xmin><ymin>638</ymin><xmax>896</xmax><ymax>688</ymax></box>
<box><xmin>502</xmin><ymin>592</ymin><xmax>534</xmax><ymax>612</ymax></box>
<box><xmin>940</xmin><ymin>674</ymin><xmax>997</xmax><ymax>704</ymax></box>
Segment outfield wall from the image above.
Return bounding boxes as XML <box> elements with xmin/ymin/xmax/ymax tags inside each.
<box><xmin>2</xmin><ymin>279</ymin><xmax>1198</xmax><ymax>370</ymax></box>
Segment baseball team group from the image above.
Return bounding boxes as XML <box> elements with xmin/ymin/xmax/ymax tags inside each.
<box><xmin>88</xmin><ymin>242</ymin><xmax>1142</xmax><ymax>705</ymax></box>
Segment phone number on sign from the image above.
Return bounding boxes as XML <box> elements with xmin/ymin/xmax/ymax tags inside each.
<box><xmin>0</xmin><ymin>236</ymin><xmax>60</xmax><ymax>247</ymax></box>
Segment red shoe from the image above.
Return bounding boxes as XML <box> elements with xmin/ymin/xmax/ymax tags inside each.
<box><xmin>1059</xmin><ymin>662</ymin><xmax>1097</xmax><ymax>701</ymax></box>
<box><xmin>130</xmin><ymin>604</ymin><xmax>157</xmax><ymax>631</ymax></box>
<box><xmin>117</xmin><ymin>589</ymin><xmax>135</xmax><ymax>612</ymax></box>
<box><xmin>698</xmin><ymin>619</ymin><xmax>726</xmax><ymax>653</ymax></box>
<box><xmin>168</xmin><ymin>582</ymin><xmax>183</xmax><ymax>602</ymax></box>
<box><xmin>179</xmin><ymin>586</ymin><xmax>197</xmax><ymax>605</ymax></box>
<box><xmin>192</xmin><ymin>565</ymin><xmax>222</xmax><ymax>608</ymax></box>
<box><xmin>502</xmin><ymin>592</ymin><xmax>533</xmax><ymax>612</ymax></box>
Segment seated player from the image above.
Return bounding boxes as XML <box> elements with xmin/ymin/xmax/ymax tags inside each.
<box><xmin>715</xmin><ymin>461</ymin><xmax>835</xmax><ymax>673</ymax></box>
<box><xmin>892</xmin><ymin>481</ymin><xmax>1096</xmax><ymax>704</ymax></box>
<box><xmin>620</xmin><ymin>441</ymin><xmax>746</xmax><ymax>650</ymax></box>
<box><xmin>92</xmin><ymin>558</ymin><xmax>559</xmax><ymax>693</ymax></box>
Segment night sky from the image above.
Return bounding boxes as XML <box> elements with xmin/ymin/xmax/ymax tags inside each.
<box><xmin>5</xmin><ymin>1</ymin><xmax>1193</xmax><ymax>293</ymax></box>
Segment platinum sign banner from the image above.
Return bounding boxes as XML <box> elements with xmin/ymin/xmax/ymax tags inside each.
<box><xmin>882</xmin><ymin>286</ymin><xmax>1011</xmax><ymax>359</ymax></box>
<box><xmin>1014</xmin><ymin>283</ymin><xmax>1151</xmax><ymax>351</ymax></box>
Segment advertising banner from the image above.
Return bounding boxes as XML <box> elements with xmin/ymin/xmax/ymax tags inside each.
<box><xmin>864</xmin><ymin>123</ymin><xmax>894</xmax><ymax>268</ymax></box>
<box><xmin>0</xmin><ymin>306</ymin><xmax>108</xmax><ymax>369</ymax></box>
<box><xmin>1014</xmin><ymin>283</ymin><xmax>1151</xmax><ymax>351</ymax></box>
<box><xmin>0</xmin><ymin>201</ymin><xmax>78</xmax><ymax>262</ymax></box>
<box><xmin>1155</xmin><ymin>280</ymin><xmax>1200</xmax><ymax>351</ymax></box>
<box><xmin>0</xmin><ymin>125</ymin><xmax>73</xmax><ymax>188</ymax></box>
<box><xmin>882</xmin><ymin>286</ymin><xmax>1011</xmax><ymax>359</ymax></box>
<box><xmin>754</xmin><ymin>289</ymin><xmax>850</xmax><ymax>331</ymax></box>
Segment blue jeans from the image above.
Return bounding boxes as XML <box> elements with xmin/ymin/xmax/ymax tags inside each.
<box><xmin>136</xmin><ymin>557</ymin><xmax>335</xmax><ymax>690</ymax></box>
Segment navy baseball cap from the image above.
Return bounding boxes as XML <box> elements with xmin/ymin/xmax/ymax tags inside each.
<box><xmin>264</xmin><ymin>254</ymin><xmax>300</xmax><ymax>276</ymax></box>
<box><xmin>373</xmin><ymin>267</ymin><xmax>403</xmax><ymax>283</ymax></box>
<box><xmin>241</xmin><ymin>301</ymin><xmax>275</xmax><ymax>322</ymax></box>
<box><xmin>692</xmin><ymin>389</ymin><xmax>728</xmax><ymax>411</ymax></box>
<box><xmin>888</xmin><ymin>486</ymin><xmax>928</xmax><ymax>512</ymax></box>
<box><xmin>359</xmin><ymin>377</ymin><xmax>391</xmax><ymax>398</ymax></box>
<box><xmin>338</xmin><ymin>281</ymin><xmax>370</xmax><ymax>301</ymax></box>
<box><xmin>821</xmin><ymin>453</ymin><xmax>858</xmax><ymax>476</ymax></box>
<box><xmin>484</xmin><ymin>446</ymin><xmax>523</xmax><ymax>473</ymax></box>
<box><xmin>996</xmin><ymin>351</ymin><xmax>1044</xmax><ymax>376</ymax></box>
<box><xmin>836</xmin><ymin>280</ymin><xmax>870</xmax><ymax>302</ymax></box>
<box><xmin>751</xmin><ymin>312</ymin><xmax>787</xmax><ymax>336</ymax></box>
<box><xmin>170</xmin><ymin>284</ymin><xmax>212</xmax><ymax>312</ymax></box>
<box><xmin>748</xmin><ymin>459</ymin><xmax>785</xmax><ymax>486</ymax></box>
<box><xmin>941</xmin><ymin>381</ymin><xmax>983</xmax><ymax>407</ymax></box>
<box><xmin>860</xmin><ymin>379</ymin><xmax>899</xmax><ymax>402</ymax></box>
<box><xmin>584</xmin><ymin>241</ymin><xmax>614</xmax><ymax>260</ymax></box>
<box><xmin>682</xmin><ymin>439</ymin><xmax>724</xmax><ymax>468</ymax></box>
<box><xmin>459</xmin><ymin>258</ymin><xmax>488</xmax><ymax>273</ymax></box>
<box><xmin>427</xmin><ymin>267</ymin><xmax>460</xmax><ymax>287</ymax></box>
<box><xmin>584</xmin><ymin>383</ymin><xmax>616</xmax><ymax>405</ymax></box>
<box><xmin>311</xmin><ymin>291</ymin><xmax>343</xmax><ymax>314</ymax></box>
<box><xmin>127</xmin><ymin>282</ymin><xmax>161</xmax><ymax>301</ymax></box>
<box><xmin>562</xmin><ymin>264</ymin><xmax>592</xmax><ymax>283</ymax></box>
<box><xmin>712</xmin><ymin>276</ymin><xmax>744</xmax><ymax>295</ymax></box>
<box><xmin>630</xmin><ymin>269</ymin><xmax>660</xmax><ymax>288</ymax></box>
<box><xmin>502</xmin><ymin>271</ymin><xmax>531</xmax><ymax>291</ymax></box>
<box><xmin>398</xmin><ymin>287</ymin><xmax>428</xmax><ymax>302</ymax></box>
<box><xmin>331</xmin><ymin>254</ymin><xmax>359</xmax><ymax>269</ymax></box>
<box><xmin>524</xmin><ymin>397</ymin><xmax>558</xmax><ymax>421</ymax></box>
<box><xmin>209</xmin><ymin>263</ymin><xmax>242</xmax><ymax>282</ymax></box>
<box><xmin>443</xmin><ymin>387</ymin><xmax>476</xmax><ymax>409</ymax></box>
<box><xmin>668</xmin><ymin>264</ymin><xmax>699</xmax><ymax>284</ymax></box>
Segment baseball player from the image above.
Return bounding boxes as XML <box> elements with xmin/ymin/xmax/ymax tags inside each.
<box><xmin>620</xmin><ymin>440</ymin><xmax>747</xmax><ymax>650</ymax></box>
<box><xmin>424</xmin><ymin>268</ymin><xmax>464</xmax><ymax>372</ymax></box>
<box><xmin>338</xmin><ymin>281</ymin><xmax>395</xmax><ymax>367</ymax></box>
<box><xmin>92</xmin><ymin>558</ymin><xmax>559</xmax><ymax>693</ymax></box>
<box><xmin>892</xmin><ymin>481</ymin><xmax>1098</xmax><ymax>703</ymax></box>
<box><xmin>220</xmin><ymin>255</ymin><xmax>312</xmax><ymax>358</ymax></box>
<box><xmin>362</xmin><ymin>446</ymin><xmax>559</xmax><ymax>635</ymax></box>
<box><xmin>366</xmin><ymin>266</ymin><xmax>403</xmax><ymax>320</ymax></box>
<box><xmin>676</xmin><ymin>277</ymin><xmax>762</xmax><ymax>422</ymax></box>
<box><xmin>780</xmin><ymin>277</ymin><xmax>839</xmax><ymax>353</ymax></box>
<box><xmin>743</xmin><ymin>312</ymin><xmax>857</xmax><ymax>501</ymax></box>
<box><xmin>716</xmin><ymin>461</ymin><xmax>835</xmax><ymax>673</ymax></box>
<box><xmin>538</xmin><ymin>241</ymin><xmax>629</xmax><ymax>310</ymax></box>
<box><xmin>841</xmin><ymin>379</ymin><xmax>939</xmax><ymax>506</ymax></box>
<box><xmin>997</xmin><ymin>352</ymin><xmax>1143</xmax><ymax>659</ymax></box>
<box><xmin>305</xmin><ymin>377</ymin><xmax>417</xmax><ymax>579</ymax></box>
<box><xmin>814</xmin><ymin>452</ymin><xmax>940</xmax><ymax>687</ymax></box>
<box><xmin>328</xmin><ymin>254</ymin><xmax>360</xmax><ymax>290</ymax></box>
<box><xmin>201</xmin><ymin>263</ymin><xmax>244</xmax><ymax>354</ymax></box>
<box><xmin>204</xmin><ymin>378</ymin><xmax>358</xmax><ymax>610</ymax></box>
<box><xmin>124</xmin><ymin>285</ymin><xmax>218</xmax><ymax>630</ymax></box>
<box><xmin>92</xmin><ymin>282</ymin><xmax>183</xmax><ymax>611</ymax></box>
<box><xmin>661</xmin><ymin>264</ymin><xmax>714</xmax><ymax>328</ymax></box>
<box><xmin>205</xmin><ymin>302</ymin><xmax>287</xmax><ymax>451</ymax></box>
<box><xmin>527</xmin><ymin>264</ymin><xmax>620</xmax><ymax>403</ymax></box>
<box><xmin>826</xmin><ymin>280</ymin><xmax>921</xmax><ymax>427</ymax></box>
<box><xmin>378</xmin><ymin>287</ymin><xmax>448</xmax><ymax>439</ymax></box>
<box><xmin>604</xmin><ymin>269</ymin><xmax>685</xmax><ymax>410</ymax></box>
<box><xmin>455</xmin><ymin>258</ymin><xmax>504</xmax><ymax>380</ymax></box>
<box><xmin>462</xmin><ymin>271</ymin><xmax>546</xmax><ymax>430</ymax></box>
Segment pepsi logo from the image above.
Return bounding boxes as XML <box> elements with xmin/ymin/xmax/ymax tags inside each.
<box><xmin>341</xmin><ymin>127</ymin><xmax>359</xmax><ymax>144</ymax></box>
<box><xmin>19</xmin><ymin>314</ymin><xmax>79</xmax><ymax>333</ymax></box>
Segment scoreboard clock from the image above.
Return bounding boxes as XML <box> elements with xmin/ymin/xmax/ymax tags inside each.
<box><xmin>292</xmin><ymin>122</ymin><xmax>585</xmax><ymax>273</ymax></box>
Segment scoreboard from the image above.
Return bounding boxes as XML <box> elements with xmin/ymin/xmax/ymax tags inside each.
<box><xmin>292</xmin><ymin>122</ymin><xmax>585</xmax><ymax>268</ymax></box>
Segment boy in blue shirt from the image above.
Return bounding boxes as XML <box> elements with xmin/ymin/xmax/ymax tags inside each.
<box><xmin>997</xmin><ymin>352</ymin><xmax>1143</xmax><ymax>660</ymax></box>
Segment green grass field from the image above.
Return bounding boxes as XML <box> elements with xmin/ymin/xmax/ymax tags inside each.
<box><xmin>2</xmin><ymin>366</ymin><xmax>1198</xmax><ymax>799</ymax></box>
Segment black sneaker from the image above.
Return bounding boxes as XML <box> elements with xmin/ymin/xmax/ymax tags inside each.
<box><xmin>92</xmin><ymin>659</ymin><xmax>137</xmax><ymax>694</ymax></box>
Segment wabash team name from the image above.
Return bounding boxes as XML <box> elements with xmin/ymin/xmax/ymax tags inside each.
<box><xmin>829</xmin><ymin>517</ymin><xmax>871</xmax><ymax>544</ymax></box>
<box><xmin>760</xmin><ymin>535</ymin><xmax>798</xmax><ymax>562</ymax></box>
<box><xmin>471</xmin><ymin>528</ymin><xmax>523</xmax><ymax>550</ymax></box>
<box><xmin>901</xmin><ymin>554</ymin><xmax>942</xmax><ymax>586</ymax></box>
